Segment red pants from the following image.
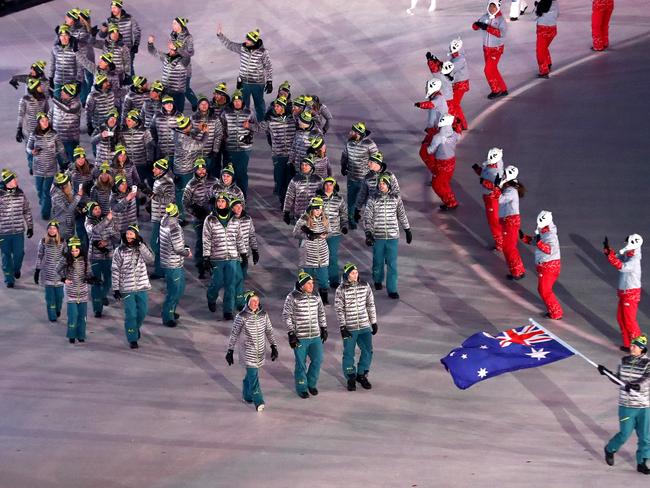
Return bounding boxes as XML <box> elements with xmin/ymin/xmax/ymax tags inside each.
<box><xmin>430</xmin><ymin>157</ymin><xmax>458</xmax><ymax>208</ymax></box>
<box><xmin>482</xmin><ymin>194</ymin><xmax>502</xmax><ymax>249</ymax></box>
<box><xmin>616</xmin><ymin>288</ymin><xmax>641</xmax><ymax>347</ymax></box>
<box><xmin>452</xmin><ymin>80</ymin><xmax>470</xmax><ymax>130</ymax></box>
<box><xmin>500</xmin><ymin>215</ymin><xmax>525</xmax><ymax>277</ymax></box>
<box><xmin>592</xmin><ymin>0</ymin><xmax>614</xmax><ymax>51</ymax></box>
<box><xmin>536</xmin><ymin>25</ymin><xmax>557</xmax><ymax>75</ymax></box>
<box><xmin>483</xmin><ymin>45</ymin><xmax>507</xmax><ymax>94</ymax></box>
<box><xmin>537</xmin><ymin>260</ymin><xmax>563</xmax><ymax>319</ymax></box>
<box><xmin>419</xmin><ymin>130</ymin><xmax>435</xmax><ymax>167</ymax></box>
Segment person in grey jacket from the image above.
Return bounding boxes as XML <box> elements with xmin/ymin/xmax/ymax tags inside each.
<box><xmin>335</xmin><ymin>263</ymin><xmax>378</xmax><ymax>391</ymax></box>
<box><xmin>159</xmin><ymin>203</ymin><xmax>190</xmax><ymax>327</ymax></box>
<box><xmin>147</xmin><ymin>36</ymin><xmax>190</xmax><ymax>112</ymax></box>
<box><xmin>289</xmin><ymin>110</ymin><xmax>322</xmax><ymax>176</ymax></box>
<box><xmin>148</xmin><ymin>158</ymin><xmax>175</xmax><ymax>278</ymax></box>
<box><xmin>172</xmin><ymin>114</ymin><xmax>207</xmax><ymax>221</ymax></box>
<box><xmin>535</xmin><ymin>0</ymin><xmax>559</xmax><ymax>78</ymax></box>
<box><xmin>306</xmin><ymin>135</ymin><xmax>331</xmax><ymax>179</ymax></box>
<box><xmin>364</xmin><ymin>174</ymin><xmax>412</xmax><ymax>299</ymax></box>
<box><xmin>600</xmin><ymin>335</ymin><xmax>650</xmax><ymax>475</ymax></box>
<box><xmin>355</xmin><ymin>151</ymin><xmax>400</xmax><ymax>223</ymax></box>
<box><xmin>472</xmin><ymin>1</ymin><xmax>509</xmax><ymax>98</ymax></box>
<box><xmin>50</xmin><ymin>83</ymin><xmax>82</xmax><ymax>162</ymax></box>
<box><xmin>17</xmin><ymin>78</ymin><xmax>50</xmax><ymax>175</ymax></box>
<box><xmin>109</xmin><ymin>174</ymin><xmax>137</xmax><ymax>235</ymax></box>
<box><xmin>226</xmin><ymin>290</ymin><xmax>278</xmax><ymax>412</ymax></box>
<box><xmin>211</xmin><ymin>164</ymin><xmax>245</xmax><ymax>204</ymax></box>
<box><xmin>230</xmin><ymin>197</ymin><xmax>259</xmax><ymax>310</ymax></box>
<box><xmin>112</xmin><ymin>224</ymin><xmax>154</xmax><ymax>349</ymax></box>
<box><xmin>191</xmin><ymin>95</ymin><xmax>224</xmax><ymax>177</ymax></box>
<box><xmin>57</xmin><ymin>236</ymin><xmax>95</xmax><ymax>344</ymax></box>
<box><xmin>150</xmin><ymin>95</ymin><xmax>178</xmax><ymax>160</ymax></box>
<box><xmin>119</xmin><ymin>109</ymin><xmax>153</xmax><ymax>187</ymax></box>
<box><xmin>85</xmin><ymin>74</ymin><xmax>116</xmax><ymax>142</ymax></box>
<box><xmin>92</xmin><ymin>24</ymin><xmax>131</xmax><ymax>86</ymax></box>
<box><xmin>85</xmin><ymin>202</ymin><xmax>118</xmax><ymax>317</ymax></box>
<box><xmin>282</xmin><ymin>271</ymin><xmax>328</xmax><ymax>398</ymax></box>
<box><xmin>317</xmin><ymin>177</ymin><xmax>348</xmax><ymax>289</ymax></box>
<box><xmin>169</xmin><ymin>17</ymin><xmax>198</xmax><ymax>111</ymax></box>
<box><xmin>341</xmin><ymin>122</ymin><xmax>378</xmax><ymax>228</ymax></box>
<box><xmin>122</xmin><ymin>76</ymin><xmax>149</xmax><ymax>121</ymax></box>
<box><xmin>34</xmin><ymin>220</ymin><xmax>64</xmax><ymax>320</ymax></box>
<box><xmin>98</xmin><ymin>0</ymin><xmax>141</xmax><ymax>71</ymax></box>
<box><xmin>91</xmin><ymin>108</ymin><xmax>121</xmax><ymax>165</ymax></box>
<box><xmin>283</xmin><ymin>155</ymin><xmax>322</xmax><ymax>225</ymax></box>
<box><xmin>260</xmin><ymin>96</ymin><xmax>295</xmax><ymax>207</ymax></box>
<box><xmin>50</xmin><ymin>172</ymin><xmax>83</xmax><ymax>241</ymax></box>
<box><xmin>221</xmin><ymin>90</ymin><xmax>256</xmax><ymax>198</ymax></box>
<box><xmin>50</xmin><ymin>24</ymin><xmax>82</xmax><ymax>98</ymax></box>
<box><xmin>217</xmin><ymin>25</ymin><xmax>273</xmax><ymax>123</ymax></box>
<box><xmin>142</xmin><ymin>80</ymin><xmax>164</xmax><ymax>129</ymax></box>
<box><xmin>1</xmin><ymin>170</ymin><xmax>34</xmax><ymax>288</ymax></box>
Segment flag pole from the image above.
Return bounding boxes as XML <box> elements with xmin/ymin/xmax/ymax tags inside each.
<box><xmin>529</xmin><ymin>318</ymin><xmax>625</xmax><ymax>386</ymax></box>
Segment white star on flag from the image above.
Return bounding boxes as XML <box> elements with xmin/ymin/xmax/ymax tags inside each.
<box><xmin>450</xmin><ymin>351</ymin><xmax>455</xmax><ymax>357</ymax></box>
<box><xmin>477</xmin><ymin>368</ymin><xmax>488</xmax><ymax>378</ymax></box>
<box><xmin>461</xmin><ymin>354</ymin><xmax>468</xmax><ymax>359</ymax></box>
<box><xmin>480</xmin><ymin>345</ymin><xmax>488</xmax><ymax>349</ymax></box>
<box><xmin>526</xmin><ymin>347</ymin><xmax>550</xmax><ymax>361</ymax></box>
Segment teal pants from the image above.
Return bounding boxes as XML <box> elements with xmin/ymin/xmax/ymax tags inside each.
<box><xmin>174</xmin><ymin>172</ymin><xmax>193</xmax><ymax>220</ymax></box>
<box><xmin>62</xmin><ymin>140</ymin><xmax>78</xmax><ymax>168</ymax></box>
<box><xmin>90</xmin><ymin>259</ymin><xmax>112</xmax><ymax>314</ymax></box>
<box><xmin>230</xmin><ymin>150</ymin><xmax>251</xmax><ymax>199</ymax></box>
<box><xmin>347</xmin><ymin>178</ymin><xmax>363</xmax><ymax>223</ymax></box>
<box><xmin>66</xmin><ymin>302</ymin><xmax>87</xmax><ymax>340</ymax></box>
<box><xmin>242</xmin><ymin>82</ymin><xmax>266</xmax><ymax>125</ymax></box>
<box><xmin>123</xmin><ymin>290</ymin><xmax>148</xmax><ymax>343</ymax></box>
<box><xmin>45</xmin><ymin>285</ymin><xmax>64</xmax><ymax>321</ymax></box>
<box><xmin>272</xmin><ymin>155</ymin><xmax>290</xmax><ymax>207</ymax></box>
<box><xmin>162</xmin><ymin>268</ymin><xmax>185</xmax><ymax>323</ymax></box>
<box><xmin>342</xmin><ymin>328</ymin><xmax>373</xmax><ymax>378</ymax></box>
<box><xmin>243</xmin><ymin>367</ymin><xmax>264</xmax><ymax>407</ymax></box>
<box><xmin>606</xmin><ymin>405</ymin><xmax>650</xmax><ymax>464</ymax></box>
<box><xmin>372</xmin><ymin>238</ymin><xmax>399</xmax><ymax>294</ymax></box>
<box><xmin>151</xmin><ymin>222</ymin><xmax>162</xmax><ymax>275</ymax></box>
<box><xmin>304</xmin><ymin>266</ymin><xmax>329</xmax><ymax>292</ymax></box>
<box><xmin>34</xmin><ymin>176</ymin><xmax>53</xmax><ymax>219</ymax></box>
<box><xmin>0</xmin><ymin>233</ymin><xmax>25</xmax><ymax>285</ymax></box>
<box><xmin>293</xmin><ymin>336</ymin><xmax>323</xmax><ymax>393</ymax></box>
<box><xmin>326</xmin><ymin>235</ymin><xmax>342</xmax><ymax>285</ymax></box>
<box><xmin>193</xmin><ymin>222</ymin><xmax>204</xmax><ymax>268</ymax></box>
<box><xmin>235</xmin><ymin>261</ymin><xmax>245</xmax><ymax>310</ymax></box>
<box><xmin>207</xmin><ymin>259</ymin><xmax>238</xmax><ymax>314</ymax></box>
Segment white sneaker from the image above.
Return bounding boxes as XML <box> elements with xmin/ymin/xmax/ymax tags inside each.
<box><xmin>406</xmin><ymin>8</ymin><xmax>414</xmax><ymax>15</ymax></box>
<box><xmin>256</xmin><ymin>404</ymin><xmax>265</xmax><ymax>412</ymax></box>
<box><xmin>428</xmin><ymin>0</ymin><xmax>436</xmax><ymax>12</ymax></box>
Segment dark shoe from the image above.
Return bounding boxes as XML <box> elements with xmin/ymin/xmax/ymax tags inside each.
<box><xmin>164</xmin><ymin>320</ymin><xmax>177</xmax><ymax>328</ymax></box>
<box><xmin>57</xmin><ymin>311</ymin><xmax>61</xmax><ymax>318</ymax></box>
<box><xmin>510</xmin><ymin>16</ymin><xmax>519</xmax><ymax>21</ymax></box>
<box><xmin>308</xmin><ymin>387</ymin><xmax>319</xmax><ymax>396</ymax></box>
<box><xmin>198</xmin><ymin>270</ymin><xmax>206</xmax><ymax>279</ymax></box>
<box><xmin>637</xmin><ymin>463</ymin><xmax>650</xmax><ymax>475</ymax></box>
<box><xmin>6</xmin><ymin>283</ymin><xmax>14</xmax><ymax>288</ymax></box>
<box><xmin>347</xmin><ymin>377</ymin><xmax>357</xmax><ymax>391</ymax></box>
<box><xmin>174</xmin><ymin>313</ymin><xmax>180</xmax><ymax>319</ymax></box>
<box><xmin>319</xmin><ymin>290</ymin><xmax>329</xmax><ymax>305</ymax></box>
<box><xmin>208</xmin><ymin>301</ymin><xmax>216</xmax><ymax>313</ymax></box>
<box><xmin>388</xmin><ymin>292</ymin><xmax>400</xmax><ymax>299</ymax></box>
<box><xmin>138</xmin><ymin>330</ymin><xmax>141</xmax><ymax>339</ymax></box>
<box><xmin>14</xmin><ymin>271</ymin><xmax>21</xmax><ymax>279</ymax></box>
<box><xmin>620</xmin><ymin>346</ymin><xmax>631</xmax><ymax>353</ymax></box>
<box><xmin>129</xmin><ymin>341</ymin><xmax>139</xmax><ymax>349</ymax></box>
<box><xmin>496</xmin><ymin>90</ymin><xmax>508</xmax><ymax>98</ymax></box>
<box><xmin>149</xmin><ymin>273</ymin><xmax>163</xmax><ymax>280</ymax></box>
<box><xmin>49</xmin><ymin>318</ymin><xmax>57</xmax><ymax>323</ymax></box>
<box><xmin>330</xmin><ymin>282</ymin><xmax>339</xmax><ymax>290</ymax></box>
<box><xmin>78</xmin><ymin>339</ymin><xmax>85</xmax><ymax>343</ymax></box>
<box><xmin>537</xmin><ymin>73</ymin><xmax>549</xmax><ymax>79</ymax></box>
<box><xmin>223</xmin><ymin>312</ymin><xmax>234</xmax><ymax>321</ymax></box>
<box><xmin>69</xmin><ymin>338</ymin><xmax>76</xmax><ymax>344</ymax></box>
<box><xmin>298</xmin><ymin>391</ymin><xmax>310</xmax><ymax>399</ymax></box>
<box><xmin>548</xmin><ymin>63</ymin><xmax>553</xmax><ymax>71</ymax></box>
<box><xmin>604</xmin><ymin>448</ymin><xmax>614</xmax><ymax>466</ymax></box>
<box><xmin>349</xmin><ymin>222</ymin><xmax>357</xmax><ymax>230</ymax></box>
<box><xmin>544</xmin><ymin>313</ymin><xmax>562</xmax><ymax>320</ymax></box>
<box><xmin>374</xmin><ymin>282</ymin><xmax>383</xmax><ymax>291</ymax></box>
<box><xmin>356</xmin><ymin>373</ymin><xmax>372</xmax><ymax>390</ymax></box>
<box><xmin>102</xmin><ymin>297</ymin><xmax>109</xmax><ymax>306</ymax></box>
<box><xmin>506</xmin><ymin>273</ymin><xmax>525</xmax><ymax>281</ymax></box>
<box><xmin>94</xmin><ymin>311</ymin><xmax>102</xmax><ymax>318</ymax></box>
<box><xmin>439</xmin><ymin>204</ymin><xmax>458</xmax><ymax>212</ymax></box>
<box><xmin>520</xmin><ymin>5</ymin><xmax>528</xmax><ymax>14</ymax></box>
<box><xmin>487</xmin><ymin>92</ymin><xmax>499</xmax><ymax>99</ymax></box>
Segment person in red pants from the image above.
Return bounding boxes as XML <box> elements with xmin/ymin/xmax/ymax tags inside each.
<box><xmin>535</xmin><ymin>0</ymin><xmax>559</xmax><ymax>78</ymax></box>
<box><xmin>472</xmin><ymin>147</ymin><xmax>504</xmax><ymax>251</ymax></box>
<box><xmin>604</xmin><ymin>234</ymin><xmax>643</xmax><ymax>352</ymax></box>
<box><xmin>592</xmin><ymin>0</ymin><xmax>614</xmax><ymax>51</ymax></box>
<box><xmin>424</xmin><ymin>114</ymin><xmax>459</xmax><ymax>211</ymax></box>
<box><xmin>496</xmin><ymin>165</ymin><xmax>525</xmax><ymax>279</ymax></box>
<box><xmin>448</xmin><ymin>38</ymin><xmax>470</xmax><ymax>130</ymax></box>
<box><xmin>473</xmin><ymin>1</ymin><xmax>508</xmax><ymax>99</ymax></box>
<box><xmin>520</xmin><ymin>210</ymin><xmax>563</xmax><ymax>319</ymax></box>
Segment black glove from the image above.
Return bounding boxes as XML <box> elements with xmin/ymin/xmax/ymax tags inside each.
<box><xmin>271</xmin><ymin>345</ymin><xmax>278</xmax><ymax>361</ymax></box>
<box><xmin>266</xmin><ymin>133</ymin><xmax>272</xmax><ymax>147</ymax></box>
<box><xmin>341</xmin><ymin>165</ymin><xmax>348</xmax><ymax>176</ymax></box>
<box><xmin>477</xmin><ymin>22</ymin><xmax>488</xmax><ymax>30</ymax></box>
<box><xmin>341</xmin><ymin>226</ymin><xmax>348</xmax><ymax>235</ymax></box>
<box><xmin>625</xmin><ymin>382</ymin><xmax>641</xmax><ymax>392</ymax></box>
<box><xmin>365</xmin><ymin>232</ymin><xmax>375</xmax><ymax>247</ymax></box>
<box><xmin>135</xmin><ymin>234</ymin><xmax>144</xmax><ymax>245</ymax></box>
<box><xmin>113</xmin><ymin>290</ymin><xmax>122</xmax><ymax>301</ymax></box>
<box><xmin>49</xmin><ymin>77</ymin><xmax>54</xmax><ymax>89</ymax></box>
<box><xmin>320</xmin><ymin>326</ymin><xmax>328</xmax><ymax>343</ymax></box>
<box><xmin>288</xmin><ymin>331</ymin><xmax>299</xmax><ymax>349</ymax></box>
<box><xmin>597</xmin><ymin>364</ymin><xmax>612</xmax><ymax>376</ymax></box>
<box><xmin>202</xmin><ymin>256</ymin><xmax>212</xmax><ymax>272</ymax></box>
<box><xmin>518</xmin><ymin>229</ymin><xmax>524</xmax><ymax>240</ymax></box>
<box><xmin>425</xmin><ymin>51</ymin><xmax>433</xmax><ymax>61</ymax></box>
<box><xmin>405</xmin><ymin>229</ymin><xmax>413</xmax><ymax>244</ymax></box>
<box><xmin>414</xmin><ymin>102</ymin><xmax>422</xmax><ymax>108</ymax></box>
<box><xmin>371</xmin><ymin>323</ymin><xmax>378</xmax><ymax>335</ymax></box>
<box><xmin>239</xmin><ymin>132</ymin><xmax>253</xmax><ymax>145</ymax></box>
<box><xmin>301</xmin><ymin>225</ymin><xmax>317</xmax><ymax>240</ymax></box>
<box><xmin>283</xmin><ymin>211</ymin><xmax>291</xmax><ymax>225</ymax></box>
<box><xmin>90</xmin><ymin>25</ymin><xmax>99</xmax><ymax>36</ymax></box>
<box><xmin>9</xmin><ymin>78</ymin><xmax>19</xmax><ymax>89</ymax></box>
<box><xmin>472</xmin><ymin>163</ymin><xmax>481</xmax><ymax>172</ymax></box>
<box><xmin>225</xmin><ymin>349</ymin><xmax>234</xmax><ymax>366</ymax></box>
<box><xmin>86</xmin><ymin>276</ymin><xmax>102</xmax><ymax>285</ymax></box>
<box><xmin>236</xmin><ymin>76</ymin><xmax>243</xmax><ymax>89</ymax></box>
<box><xmin>252</xmin><ymin>249</ymin><xmax>259</xmax><ymax>265</ymax></box>
<box><xmin>354</xmin><ymin>208</ymin><xmax>362</xmax><ymax>223</ymax></box>
<box><xmin>131</xmin><ymin>44</ymin><xmax>139</xmax><ymax>55</ymax></box>
<box><xmin>340</xmin><ymin>327</ymin><xmax>352</xmax><ymax>339</ymax></box>
<box><xmin>265</xmin><ymin>81</ymin><xmax>273</xmax><ymax>94</ymax></box>
<box><xmin>26</xmin><ymin>228</ymin><xmax>33</xmax><ymax>239</ymax></box>
<box><xmin>603</xmin><ymin>236</ymin><xmax>610</xmax><ymax>251</ymax></box>
<box><xmin>16</xmin><ymin>128</ymin><xmax>23</xmax><ymax>143</ymax></box>
<box><xmin>493</xmin><ymin>174</ymin><xmax>501</xmax><ymax>188</ymax></box>
<box><xmin>240</xmin><ymin>254</ymin><xmax>248</xmax><ymax>268</ymax></box>
<box><xmin>33</xmin><ymin>269</ymin><xmax>40</xmax><ymax>285</ymax></box>
<box><xmin>87</xmin><ymin>122</ymin><xmax>94</xmax><ymax>136</ymax></box>
<box><xmin>534</xmin><ymin>234</ymin><xmax>541</xmax><ymax>243</ymax></box>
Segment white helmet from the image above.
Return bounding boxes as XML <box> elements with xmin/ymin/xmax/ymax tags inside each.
<box><xmin>500</xmin><ymin>165</ymin><xmax>518</xmax><ymax>187</ymax></box>
<box><xmin>438</xmin><ymin>114</ymin><xmax>454</xmax><ymax>127</ymax></box>
<box><xmin>426</xmin><ymin>78</ymin><xmax>442</xmax><ymax>98</ymax></box>
<box><xmin>441</xmin><ymin>61</ymin><xmax>454</xmax><ymax>75</ymax></box>
<box><xmin>449</xmin><ymin>38</ymin><xmax>463</xmax><ymax>54</ymax></box>
<box><xmin>536</xmin><ymin>210</ymin><xmax>553</xmax><ymax>232</ymax></box>
<box><xmin>487</xmin><ymin>147</ymin><xmax>503</xmax><ymax>165</ymax></box>
<box><xmin>620</xmin><ymin>234</ymin><xmax>643</xmax><ymax>254</ymax></box>
<box><xmin>487</xmin><ymin>0</ymin><xmax>501</xmax><ymax>18</ymax></box>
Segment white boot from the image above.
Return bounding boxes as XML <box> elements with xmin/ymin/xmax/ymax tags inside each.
<box><xmin>509</xmin><ymin>0</ymin><xmax>521</xmax><ymax>20</ymax></box>
<box><xmin>428</xmin><ymin>0</ymin><xmax>437</xmax><ymax>12</ymax></box>
<box><xmin>520</xmin><ymin>0</ymin><xmax>528</xmax><ymax>15</ymax></box>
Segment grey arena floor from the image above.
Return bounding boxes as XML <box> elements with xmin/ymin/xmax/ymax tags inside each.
<box><xmin>1</xmin><ymin>1</ymin><xmax>649</xmax><ymax>486</ymax></box>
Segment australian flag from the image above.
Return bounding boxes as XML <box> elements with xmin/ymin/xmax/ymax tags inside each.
<box><xmin>440</xmin><ymin>324</ymin><xmax>574</xmax><ymax>389</ymax></box>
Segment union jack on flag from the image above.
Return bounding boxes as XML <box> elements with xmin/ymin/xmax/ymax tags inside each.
<box><xmin>493</xmin><ymin>324</ymin><xmax>554</xmax><ymax>348</ymax></box>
